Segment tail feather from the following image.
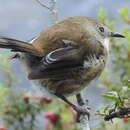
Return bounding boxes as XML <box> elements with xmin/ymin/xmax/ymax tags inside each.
<box><xmin>0</xmin><ymin>37</ymin><xmax>42</xmax><ymax>57</ymax></box>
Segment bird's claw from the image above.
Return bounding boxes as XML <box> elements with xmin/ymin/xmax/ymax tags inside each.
<box><xmin>75</xmin><ymin>106</ymin><xmax>90</xmax><ymax>122</ymax></box>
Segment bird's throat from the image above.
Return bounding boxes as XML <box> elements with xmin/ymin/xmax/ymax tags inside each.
<box><xmin>104</xmin><ymin>38</ymin><xmax>110</xmax><ymax>52</ymax></box>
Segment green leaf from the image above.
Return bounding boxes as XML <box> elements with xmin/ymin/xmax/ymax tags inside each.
<box><xmin>122</xmin><ymin>29</ymin><xmax>130</xmax><ymax>41</ymax></box>
<box><xmin>119</xmin><ymin>8</ymin><xmax>129</xmax><ymax>19</ymax></box>
<box><xmin>105</xmin><ymin>19</ymin><xmax>115</xmax><ymax>31</ymax></box>
<box><xmin>0</xmin><ymin>83</ymin><xmax>9</xmax><ymax>107</ymax></box>
<box><xmin>98</xmin><ymin>8</ymin><xmax>107</xmax><ymax>21</ymax></box>
<box><xmin>102</xmin><ymin>91</ymin><xmax>119</xmax><ymax>102</ymax></box>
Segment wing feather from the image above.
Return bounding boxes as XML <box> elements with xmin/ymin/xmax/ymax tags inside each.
<box><xmin>28</xmin><ymin>41</ymin><xmax>85</xmax><ymax>80</ymax></box>
<box><xmin>28</xmin><ymin>39</ymin><xmax>102</xmax><ymax>80</ymax></box>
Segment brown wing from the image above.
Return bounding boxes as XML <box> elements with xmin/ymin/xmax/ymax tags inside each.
<box><xmin>28</xmin><ymin>44</ymin><xmax>85</xmax><ymax>80</ymax></box>
<box><xmin>28</xmin><ymin>38</ymin><xmax>105</xmax><ymax>80</ymax></box>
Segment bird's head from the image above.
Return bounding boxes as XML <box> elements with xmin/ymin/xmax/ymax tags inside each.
<box><xmin>95</xmin><ymin>23</ymin><xmax>125</xmax><ymax>39</ymax></box>
<box><xmin>85</xmin><ymin>17</ymin><xmax>125</xmax><ymax>51</ymax></box>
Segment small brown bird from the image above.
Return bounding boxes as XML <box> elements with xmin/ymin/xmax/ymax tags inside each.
<box><xmin>0</xmin><ymin>16</ymin><xmax>125</xmax><ymax>120</ymax></box>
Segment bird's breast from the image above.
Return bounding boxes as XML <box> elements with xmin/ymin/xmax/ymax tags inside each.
<box><xmin>35</xmin><ymin>55</ymin><xmax>107</xmax><ymax>96</ymax></box>
<box><xmin>81</xmin><ymin>55</ymin><xmax>106</xmax><ymax>84</ymax></box>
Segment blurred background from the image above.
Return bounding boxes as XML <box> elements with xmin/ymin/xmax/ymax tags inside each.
<box><xmin>0</xmin><ymin>0</ymin><xmax>130</xmax><ymax>130</ymax></box>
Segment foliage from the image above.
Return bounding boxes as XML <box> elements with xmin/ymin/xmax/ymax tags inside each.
<box><xmin>95</xmin><ymin>7</ymin><xmax>130</xmax><ymax>130</ymax></box>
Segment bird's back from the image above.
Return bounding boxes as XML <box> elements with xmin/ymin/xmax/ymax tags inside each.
<box><xmin>32</xmin><ymin>16</ymin><xmax>104</xmax><ymax>55</ymax></box>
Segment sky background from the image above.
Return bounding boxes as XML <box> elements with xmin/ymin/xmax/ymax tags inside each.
<box><xmin>0</xmin><ymin>0</ymin><xmax>129</xmax><ymax>41</ymax></box>
<box><xmin>0</xmin><ymin>0</ymin><xmax>129</xmax><ymax>129</ymax></box>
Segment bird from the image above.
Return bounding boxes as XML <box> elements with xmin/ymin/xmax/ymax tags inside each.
<box><xmin>0</xmin><ymin>16</ymin><xmax>125</xmax><ymax>121</ymax></box>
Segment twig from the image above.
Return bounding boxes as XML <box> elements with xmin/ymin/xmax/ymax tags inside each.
<box><xmin>95</xmin><ymin>112</ymin><xmax>106</xmax><ymax>116</ymax></box>
<box><xmin>49</xmin><ymin>0</ymin><xmax>58</xmax><ymax>24</ymax></box>
<box><xmin>104</xmin><ymin>107</ymin><xmax>130</xmax><ymax>121</ymax></box>
<box><xmin>118</xmin><ymin>93</ymin><xmax>124</xmax><ymax>107</ymax></box>
<box><xmin>35</xmin><ymin>0</ymin><xmax>58</xmax><ymax>24</ymax></box>
<box><xmin>124</xmin><ymin>18</ymin><xmax>130</xmax><ymax>24</ymax></box>
<box><xmin>35</xmin><ymin>0</ymin><xmax>51</xmax><ymax>11</ymax></box>
<box><xmin>76</xmin><ymin>94</ymin><xmax>90</xmax><ymax>130</ymax></box>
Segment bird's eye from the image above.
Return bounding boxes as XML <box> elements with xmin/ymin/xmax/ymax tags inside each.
<box><xmin>99</xmin><ymin>27</ymin><xmax>104</xmax><ymax>32</ymax></box>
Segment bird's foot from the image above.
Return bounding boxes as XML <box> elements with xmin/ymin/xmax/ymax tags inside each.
<box><xmin>72</xmin><ymin>104</ymin><xmax>90</xmax><ymax>122</ymax></box>
<box><xmin>10</xmin><ymin>53</ymin><xmax>20</xmax><ymax>59</ymax></box>
<box><xmin>55</xmin><ymin>93</ymin><xmax>90</xmax><ymax>122</ymax></box>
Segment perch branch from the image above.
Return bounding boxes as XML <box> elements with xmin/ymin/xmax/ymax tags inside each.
<box><xmin>76</xmin><ymin>94</ymin><xmax>90</xmax><ymax>130</ymax></box>
<box><xmin>104</xmin><ymin>107</ymin><xmax>130</xmax><ymax>121</ymax></box>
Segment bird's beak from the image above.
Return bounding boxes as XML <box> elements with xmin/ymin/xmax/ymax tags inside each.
<box><xmin>111</xmin><ymin>32</ymin><xmax>125</xmax><ymax>38</ymax></box>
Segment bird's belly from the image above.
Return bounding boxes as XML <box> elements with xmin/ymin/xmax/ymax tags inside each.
<box><xmin>37</xmin><ymin>58</ymin><xmax>106</xmax><ymax>97</ymax></box>
<box><xmin>81</xmin><ymin>59</ymin><xmax>105</xmax><ymax>85</ymax></box>
<box><xmin>37</xmin><ymin>79</ymin><xmax>85</xmax><ymax>96</ymax></box>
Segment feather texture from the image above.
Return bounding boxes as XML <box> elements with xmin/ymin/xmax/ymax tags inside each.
<box><xmin>28</xmin><ymin>44</ymin><xmax>85</xmax><ymax>80</ymax></box>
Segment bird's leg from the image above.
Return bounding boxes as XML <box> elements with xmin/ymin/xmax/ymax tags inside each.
<box><xmin>76</xmin><ymin>93</ymin><xmax>85</xmax><ymax>106</ymax></box>
<box><xmin>76</xmin><ymin>93</ymin><xmax>90</xmax><ymax>122</ymax></box>
<box><xmin>55</xmin><ymin>93</ymin><xmax>89</xmax><ymax>122</ymax></box>
<box><xmin>10</xmin><ymin>53</ymin><xmax>20</xmax><ymax>59</ymax></box>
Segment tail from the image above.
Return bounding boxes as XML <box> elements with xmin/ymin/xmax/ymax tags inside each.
<box><xmin>0</xmin><ymin>37</ymin><xmax>42</xmax><ymax>57</ymax></box>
